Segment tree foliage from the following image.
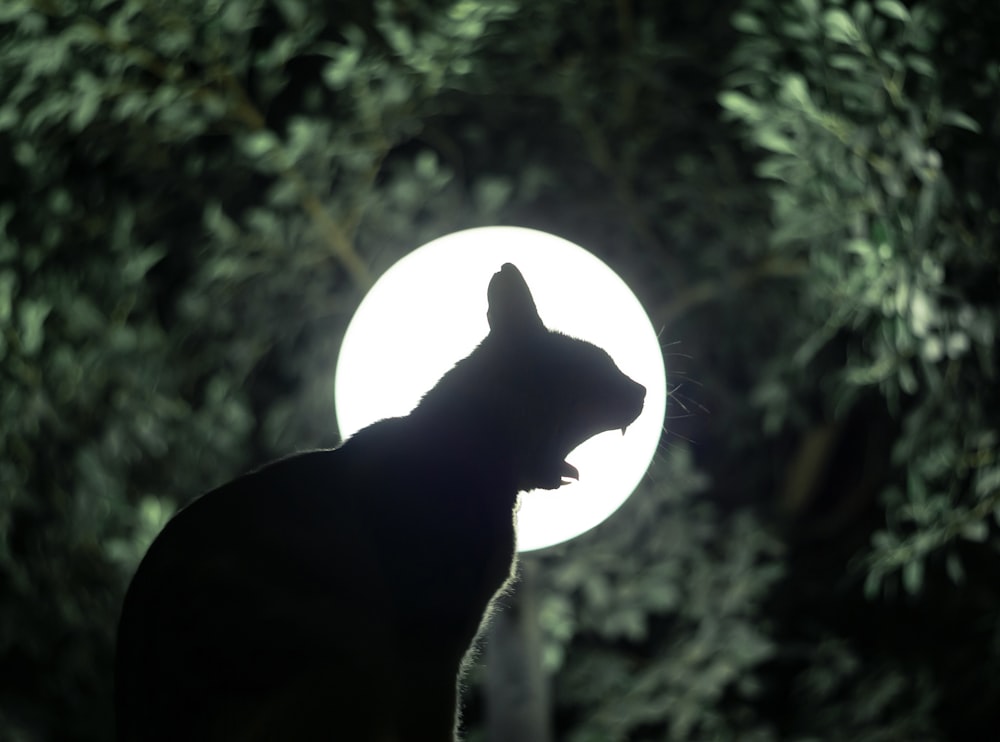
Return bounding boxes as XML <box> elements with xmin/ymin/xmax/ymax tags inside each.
<box><xmin>718</xmin><ymin>0</ymin><xmax>1000</xmax><ymax>736</ymax></box>
<box><xmin>528</xmin><ymin>448</ymin><xmax>784</xmax><ymax>742</ymax></box>
<box><xmin>2</xmin><ymin>0</ymin><xmax>998</xmax><ymax>739</ymax></box>
<box><xmin>721</xmin><ymin>0</ymin><xmax>1000</xmax><ymax>593</ymax></box>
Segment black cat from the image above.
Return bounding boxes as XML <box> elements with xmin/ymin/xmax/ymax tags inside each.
<box><xmin>115</xmin><ymin>263</ymin><xmax>646</xmax><ymax>741</ymax></box>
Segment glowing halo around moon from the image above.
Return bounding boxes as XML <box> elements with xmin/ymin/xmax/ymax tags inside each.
<box><xmin>334</xmin><ymin>226</ymin><xmax>666</xmax><ymax>551</ymax></box>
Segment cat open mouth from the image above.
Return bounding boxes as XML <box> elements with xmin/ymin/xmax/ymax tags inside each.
<box><xmin>547</xmin><ymin>414</ymin><xmax>639</xmax><ymax>488</ymax></box>
<box><xmin>556</xmin><ymin>423</ymin><xmax>633</xmax><ymax>485</ymax></box>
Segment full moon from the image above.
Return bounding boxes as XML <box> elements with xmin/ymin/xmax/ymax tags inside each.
<box><xmin>334</xmin><ymin>227</ymin><xmax>666</xmax><ymax>551</ymax></box>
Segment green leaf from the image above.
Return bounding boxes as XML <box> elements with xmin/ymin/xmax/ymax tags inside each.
<box><xmin>731</xmin><ymin>12</ymin><xmax>764</xmax><ymax>34</ymax></box>
<box><xmin>945</xmin><ymin>552</ymin><xmax>965</xmax><ymax>584</ymax></box>
<box><xmin>875</xmin><ymin>0</ymin><xmax>911</xmax><ymax>22</ymax></box>
<box><xmin>717</xmin><ymin>91</ymin><xmax>761</xmax><ymax>121</ymax></box>
<box><xmin>906</xmin><ymin>54</ymin><xmax>936</xmax><ymax>78</ymax></box>
<box><xmin>828</xmin><ymin>53</ymin><xmax>862</xmax><ymax>72</ymax></box>
<box><xmin>0</xmin><ymin>270</ymin><xmax>18</xmax><ymax>325</ymax></box>
<box><xmin>879</xmin><ymin>49</ymin><xmax>903</xmax><ymax>72</ymax></box>
<box><xmin>64</xmin><ymin>295</ymin><xmax>105</xmax><ymax>337</ymax></box>
<box><xmin>220</xmin><ymin>0</ymin><xmax>255</xmax><ymax>32</ymax></box>
<box><xmin>755</xmin><ymin>128</ymin><xmax>797</xmax><ymax>155</ymax></box>
<box><xmin>240</xmin><ymin>130</ymin><xmax>277</xmax><ymax>158</ymax></box>
<box><xmin>274</xmin><ymin>0</ymin><xmax>307</xmax><ymax>28</ymax></box>
<box><xmin>203</xmin><ymin>202</ymin><xmax>241</xmax><ymax>243</ymax></box>
<box><xmin>473</xmin><ymin>176</ymin><xmax>513</xmax><ymax>214</ymax></box>
<box><xmin>380</xmin><ymin>76</ymin><xmax>414</xmax><ymax>106</ymax></box>
<box><xmin>139</xmin><ymin>495</ymin><xmax>176</xmax><ymax>534</ymax></box>
<box><xmin>906</xmin><ymin>468</ymin><xmax>927</xmax><ymax>503</ymax></box>
<box><xmin>123</xmin><ymin>246</ymin><xmax>166</xmax><ymax>284</ymax></box>
<box><xmin>898</xmin><ymin>362</ymin><xmax>918</xmax><ymax>394</ymax></box>
<box><xmin>18</xmin><ymin>298</ymin><xmax>52</xmax><ymax>355</ymax></box>
<box><xmin>902</xmin><ymin>558</ymin><xmax>923</xmax><ymax>595</ymax></box>
<box><xmin>414</xmin><ymin>150</ymin><xmax>439</xmax><ymax>179</ymax></box>
<box><xmin>863</xmin><ymin>568</ymin><xmax>883</xmax><ymax>598</ymax></box>
<box><xmin>961</xmin><ymin>519</ymin><xmax>988</xmax><ymax>542</ymax></box>
<box><xmin>323</xmin><ymin>46</ymin><xmax>363</xmax><ymax>90</ymax></box>
<box><xmin>940</xmin><ymin>110</ymin><xmax>982</xmax><ymax>134</ymax></box>
<box><xmin>823</xmin><ymin>8</ymin><xmax>861</xmax><ymax>43</ymax></box>
<box><xmin>0</xmin><ymin>104</ymin><xmax>18</xmax><ymax>132</ymax></box>
<box><xmin>796</xmin><ymin>0</ymin><xmax>820</xmax><ymax>18</ymax></box>
<box><xmin>780</xmin><ymin>73</ymin><xmax>812</xmax><ymax>109</ymax></box>
<box><xmin>0</xmin><ymin>1</ymin><xmax>32</xmax><ymax>23</ymax></box>
<box><xmin>381</xmin><ymin>21</ymin><xmax>414</xmax><ymax>56</ymax></box>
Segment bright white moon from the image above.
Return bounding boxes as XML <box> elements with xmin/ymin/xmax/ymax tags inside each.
<box><xmin>334</xmin><ymin>226</ymin><xmax>666</xmax><ymax>551</ymax></box>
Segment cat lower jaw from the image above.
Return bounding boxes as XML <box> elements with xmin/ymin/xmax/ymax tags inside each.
<box><xmin>560</xmin><ymin>459</ymin><xmax>580</xmax><ymax>483</ymax></box>
<box><xmin>519</xmin><ymin>458</ymin><xmax>580</xmax><ymax>491</ymax></box>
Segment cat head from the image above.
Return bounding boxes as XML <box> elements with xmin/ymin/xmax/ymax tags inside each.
<box><xmin>416</xmin><ymin>263</ymin><xmax>646</xmax><ymax>492</ymax></box>
<box><xmin>482</xmin><ymin>263</ymin><xmax>646</xmax><ymax>490</ymax></box>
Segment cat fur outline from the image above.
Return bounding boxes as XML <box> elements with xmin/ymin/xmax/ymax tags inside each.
<box><xmin>115</xmin><ymin>262</ymin><xmax>646</xmax><ymax>742</ymax></box>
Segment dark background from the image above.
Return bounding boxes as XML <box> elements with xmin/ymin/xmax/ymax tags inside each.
<box><xmin>2</xmin><ymin>0</ymin><xmax>999</xmax><ymax>739</ymax></box>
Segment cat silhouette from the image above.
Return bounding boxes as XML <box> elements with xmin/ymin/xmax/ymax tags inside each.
<box><xmin>115</xmin><ymin>263</ymin><xmax>646</xmax><ymax>741</ymax></box>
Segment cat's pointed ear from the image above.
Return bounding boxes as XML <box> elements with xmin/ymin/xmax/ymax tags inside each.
<box><xmin>487</xmin><ymin>263</ymin><xmax>544</xmax><ymax>336</ymax></box>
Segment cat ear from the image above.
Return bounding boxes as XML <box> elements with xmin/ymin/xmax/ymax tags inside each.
<box><xmin>487</xmin><ymin>263</ymin><xmax>545</xmax><ymax>336</ymax></box>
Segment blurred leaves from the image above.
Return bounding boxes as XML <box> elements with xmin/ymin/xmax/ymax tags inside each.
<box><xmin>532</xmin><ymin>445</ymin><xmax>785</xmax><ymax>741</ymax></box>
<box><xmin>721</xmin><ymin>0</ymin><xmax>1000</xmax><ymax>598</ymax></box>
<box><xmin>2</xmin><ymin>0</ymin><xmax>1000</xmax><ymax>739</ymax></box>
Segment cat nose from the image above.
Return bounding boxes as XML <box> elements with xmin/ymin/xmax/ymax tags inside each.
<box><xmin>624</xmin><ymin>378</ymin><xmax>646</xmax><ymax>424</ymax></box>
